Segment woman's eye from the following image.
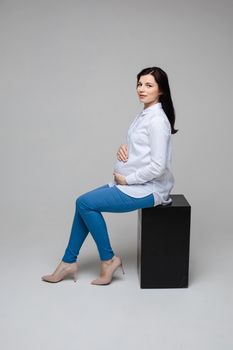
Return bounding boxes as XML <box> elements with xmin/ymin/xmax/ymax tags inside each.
<box><xmin>137</xmin><ymin>84</ymin><xmax>152</xmax><ymax>87</ymax></box>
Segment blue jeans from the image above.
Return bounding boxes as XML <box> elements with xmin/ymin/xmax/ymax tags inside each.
<box><xmin>62</xmin><ymin>184</ymin><xmax>155</xmax><ymax>262</ymax></box>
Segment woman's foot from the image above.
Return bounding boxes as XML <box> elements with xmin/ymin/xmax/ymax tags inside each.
<box><xmin>41</xmin><ymin>261</ymin><xmax>79</xmax><ymax>283</ymax></box>
<box><xmin>91</xmin><ymin>255</ymin><xmax>125</xmax><ymax>285</ymax></box>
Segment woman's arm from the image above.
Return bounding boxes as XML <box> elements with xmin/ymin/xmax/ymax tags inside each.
<box><xmin>125</xmin><ymin>118</ymin><xmax>170</xmax><ymax>184</ymax></box>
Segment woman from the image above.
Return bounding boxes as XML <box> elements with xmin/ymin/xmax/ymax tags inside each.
<box><xmin>41</xmin><ymin>66</ymin><xmax>178</xmax><ymax>286</ymax></box>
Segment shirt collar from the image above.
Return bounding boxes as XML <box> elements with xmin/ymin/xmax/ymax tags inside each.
<box><xmin>140</xmin><ymin>102</ymin><xmax>162</xmax><ymax>116</ymax></box>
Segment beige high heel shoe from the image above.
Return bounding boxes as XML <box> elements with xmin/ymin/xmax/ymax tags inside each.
<box><xmin>91</xmin><ymin>255</ymin><xmax>125</xmax><ymax>285</ymax></box>
<box><xmin>41</xmin><ymin>261</ymin><xmax>79</xmax><ymax>283</ymax></box>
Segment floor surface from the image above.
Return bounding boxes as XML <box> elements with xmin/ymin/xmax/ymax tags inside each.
<box><xmin>1</xmin><ymin>214</ymin><xmax>232</xmax><ymax>350</ymax></box>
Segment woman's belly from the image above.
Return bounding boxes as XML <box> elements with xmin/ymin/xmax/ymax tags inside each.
<box><xmin>113</xmin><ymin>158</ymin><xmax>174</xmax><ymax>187</ymax></box>
<box><xmin>113</xmin><ymin>159</ymin><xmax>133</xmax><ymax>177</ymax></box>
<box><xmin>113</xmin><ymin>157</ymin><xmax>147</xmax><ymax>177</ymax></box>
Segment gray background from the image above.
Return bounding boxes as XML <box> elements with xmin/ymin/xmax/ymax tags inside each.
<box><xmin>1</xmin><ymin>0</ymin><xmax>233</xmax><ymax>349</ymax></box>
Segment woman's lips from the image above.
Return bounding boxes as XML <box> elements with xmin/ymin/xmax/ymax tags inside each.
<box><xmin>139</xmin><ymin>95</ymin><xmax>147</xmax><ymax>97</ymax></box>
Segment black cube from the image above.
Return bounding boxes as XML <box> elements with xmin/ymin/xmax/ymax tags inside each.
<box><xmin>137</xmin><ymin>194</ymin><xmax>191</xmax><ymax>288</ymax></box>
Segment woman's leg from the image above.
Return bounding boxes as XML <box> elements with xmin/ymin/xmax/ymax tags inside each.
<box><xmin>62</xmin><ymin>184</ymin><xmax>110</xmax><ymax>263</ymax></box>
<box><xmin>63</xmin><ymin>184</ymin><xmax>154</xmax><ymax>262</ymax></box>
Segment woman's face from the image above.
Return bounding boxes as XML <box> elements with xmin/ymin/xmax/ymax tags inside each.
<box><xmin>136</xmin><ymin>74</ymin><xmax>162</xmax><ymax>108</ymax></box>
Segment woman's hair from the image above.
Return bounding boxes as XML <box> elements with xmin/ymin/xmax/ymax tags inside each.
<box><xmin>137</xmin><ymin>67</ymin><xmax>178</xmax><ymax>134</ymax></box>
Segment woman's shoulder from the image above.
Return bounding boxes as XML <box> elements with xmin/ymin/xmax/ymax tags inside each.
<box><xmin>148</xmin><ymin>110</ymin><xmax>171</xmax><ymax>134</ymax></box>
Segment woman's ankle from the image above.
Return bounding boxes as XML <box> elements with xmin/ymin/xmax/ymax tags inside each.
<box><xmin>61</xmin><ymin>260</ymin><xmax>76</xmax><ymax>265</ymax></box>
<box><xmin>101</xmin><ymin>256</ymin><xmax>116</xmax><ymax>264</ymax></box>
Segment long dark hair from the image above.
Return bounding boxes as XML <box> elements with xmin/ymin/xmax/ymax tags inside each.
<box><xmin>137</xmin><ymin>67</ymin><xmax>178</xmax><ymax>134</ymax></box>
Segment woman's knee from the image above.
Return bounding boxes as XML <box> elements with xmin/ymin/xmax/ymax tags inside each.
<box><xmin>75</xmin><ymin>194</ymin><xmax>90</xmax><ymax>211</ymax></box>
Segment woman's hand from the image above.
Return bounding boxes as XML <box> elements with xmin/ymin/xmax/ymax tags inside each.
<box><xmin>117</xmin><ymin>144</ymin><xmax>128</xmax><ymax>162</ymax></box>
<box><xmin>113</xmin><ymin>172</ymin><xmax>127</xmax><ymax>185</ymax></box>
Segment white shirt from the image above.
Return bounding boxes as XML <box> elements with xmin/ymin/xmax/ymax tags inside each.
<box><xmin>108</xmin><ymin>102</ymin><xmax>175</xmax><ymax>206</ymax></box>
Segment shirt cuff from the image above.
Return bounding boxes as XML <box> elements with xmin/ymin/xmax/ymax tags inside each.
<box><xmin>125</xmin><ymin>173</ymin><xmax>137</xmax><ymax>185</ymax></box>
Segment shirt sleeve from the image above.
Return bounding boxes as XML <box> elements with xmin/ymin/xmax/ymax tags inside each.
<box><xmin>125</xmin><ymin>118</ymin><xmax>170</xmax><ymax>184</ymax></box>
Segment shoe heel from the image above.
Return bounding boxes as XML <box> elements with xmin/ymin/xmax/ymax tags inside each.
<box><xmin>120</xmin><ymin>262</ymin><xmax>125</xmax><ymax>275</ymax></box>
<box><xmin>73</xmin><ymin>271</ymin><xmax>78</xmax><ymax>282</ymax></box>
<box><xmin>73</xmin><ymin>265</ymin><xmax>79</xmax><ymax>282</ymax></box>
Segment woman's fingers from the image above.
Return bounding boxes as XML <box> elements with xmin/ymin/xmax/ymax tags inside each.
<box><xmin>121</xmin><ymin>144</ymin><xmax>128</xmax><ymax>157</ymax></box>
<box><xmin>117</xmin><ymin>144</ymin><xmax>128</xmax><ymax>161</ymax></box>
